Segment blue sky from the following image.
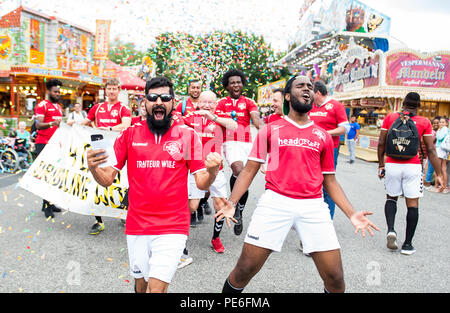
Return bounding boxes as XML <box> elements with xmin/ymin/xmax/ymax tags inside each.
<box><xmin>1</xmin><ymin>0</ymin><xmax>449</xmax><ymax>53</ymax></box>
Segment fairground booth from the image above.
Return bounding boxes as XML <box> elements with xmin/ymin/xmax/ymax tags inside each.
<box><xmin>275</xmin><ymin>0</ymin><xmax>450</xmax><ymax>160</ymax></box>
<box><xmin>0</xmin><ymin>6</ymin><xmax>111</xmax><ymax>133</ymax></box>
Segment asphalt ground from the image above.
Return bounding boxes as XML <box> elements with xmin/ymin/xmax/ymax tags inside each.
<box><xmin>0</xmin><ymin>154</ymin><xmax>449</xmax><ymax>294</ymax></box>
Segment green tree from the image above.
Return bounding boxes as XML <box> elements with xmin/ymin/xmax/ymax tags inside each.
<box><xmin>148</xmin><ymin>31</ymin><xmax>289</xmax><ymax>100</ymax></box>
<box><xmin>108</xmin><ymin>38</ymin><xmax>145</xmax><ymax>66</ymax></box>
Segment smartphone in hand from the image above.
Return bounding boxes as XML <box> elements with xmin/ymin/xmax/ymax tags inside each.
<box><xmin>90</xmin><ymin>134</ymin><xmax>117</xmax><ymax>168</ymax></box>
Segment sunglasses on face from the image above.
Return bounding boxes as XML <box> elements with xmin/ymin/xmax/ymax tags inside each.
<box><xmin>146</xmin><ymin>93</ymin><xmax>173</xmax><ymax>102</ymax></box>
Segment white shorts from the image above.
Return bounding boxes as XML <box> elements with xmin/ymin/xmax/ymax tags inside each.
<box><xmin>223</xmin><ymin>141</ymin><xmax>253</xmax><ymax>167</ymax></box>
<box><xmin>188</xmin><ymin>173</ymin><xmax>206</xmax><ymax>199</ymax></box>
<box><xmin>437</xmin><ymin>146</ymin><xmax>449</xmax><ymax>160</ymax></box>
<box><xmin>127</xmin><ymin>234</ymin><xmax>187</xmax><ymax>283</ymax></box>
<box><xmin>384</xmin><ymin>163</ymin><xmax>423</xmax><ymax>198</ymax></box>
<box><xmin>244</xmin><ymin>190</ymin><xmax>340</xmax><ymax>253</ymax></box>
<box><xmin>209</xmin><ymin>170</ymin><xmax>228</xmax><ymax>198</ymax></box>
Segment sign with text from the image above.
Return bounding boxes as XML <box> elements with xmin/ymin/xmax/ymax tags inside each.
<box><xmin>94</xmin><ymin>20</ymin><xmax>111</xmax><ymax>59</ymax></box>
<box><xmin>257</xmin><ymin>79</ymin><xmax>286</xmax><ymax>106</ymax></box>
<box><xmin>19</xmin><ymin>124</ymin><xmax>128</xmax><ymax>219</ymax></box>
<box><xmin>385</xmin><ymin>50</ymin><xmax>450</xmax><ymax>88</ymax></box>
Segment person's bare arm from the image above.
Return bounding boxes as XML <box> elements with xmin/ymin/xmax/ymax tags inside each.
<box><xmin>250</xmin><ymin>111</ymin><xmax>262</xmax><ymax>130</ymax></box>
<box><xmin>323</xmin><ymin>174</ymin><xmax>379</xmax><ymax>237</ymax></box>
<box><xmin>327</xmin><ymin>126</ymin><xmax>346</xmax><ymax>137</ymax></box>
<box><xmin>377</xmin><ymin>129</ymin><xmax>387</xmax><ymax>178</ymax></box>
<box><xmin>111</xmin><ymin>117</ymin><xmax>131</xmax><ymax>132</ymax></box>
<box><xmin>36</xmin><ymin>116</ymin><xmax>60</xmax><ymax>130</ymax></box>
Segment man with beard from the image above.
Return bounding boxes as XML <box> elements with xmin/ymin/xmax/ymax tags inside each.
<box><xmin>81</xmin><ymin>78</ymin><xmax>132</xmax><ymax>235</ymax></box>
<box><xmin>215</xmin><ymin>76</ymin><xmax>378</xmax><ymax>293</ymax></box>
<box><xmin>215</xmin><ymin>69</ymin><xmax>262</xmax><ymax>236</ymax></box>
<box><xmin>87</xmin><ymin>76</ymin><xmax>223</xmax><ymax>293</ymax></box>
<box><xmin>35</xmin><ymin>79</ymin><xmax>64</xmax><ymax>219</ymax></box>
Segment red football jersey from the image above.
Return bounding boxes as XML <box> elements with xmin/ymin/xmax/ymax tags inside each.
<box><xmin>87</xmin><ymin>102</ymin><xmax>131</xmax><ymax>128</ymax></box>
<box><xmin>183</xmin><ymin>111</ymin><xmax>226</xmax><ymax>170</ymax></box>
<box><xmin>381</xmin><ymin>112</ymin><xmax>433</xmax><ymax>165</ymax></box>
<box><xmin>176</xmin><ymin>98</ymin><xmax>199</xmax><ymax>116</ymax></box>
<box><xmin>215</xmin><ymin>96</ymin><xmax>259</xmax><ymax>143</ymax></box>
<box><xmin>308</xmin><ymin>98</ymin><xmax>348</xmax><ymax>148</ymax></box>
<box><xmin>113</xmin><ymin>123</ymin><xmax>205</xmax><ymax>236</ymax></box>
<box><xmin>267</xmin><ymin>113</ymin><xmax>283</xmax><ymax>124</ymax></box>
<box><xmin>249</xmin><ymin>116</ymin><xmax>335</xmax><ymax>199</ymax></box>
<box><xmin>34</xmin><ymin>100</ymin><xmax>63</xmax><ymax>144</ymax></box>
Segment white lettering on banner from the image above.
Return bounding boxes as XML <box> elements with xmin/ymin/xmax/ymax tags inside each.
<box><xmin>18</xmin><ymin>124</ymin><xmax>129</xmax><ymax>219</ymax></box>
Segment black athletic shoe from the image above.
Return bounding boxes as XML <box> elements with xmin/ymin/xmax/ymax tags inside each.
<box><xmin>190</xmin><ymin>212</ymin><xmax>197</xmax><ymax>228</ymax></box>
<box><xmin>203</xmin><ymin>202</ymin><xmax>212</xmax><ymax>215</ymax></box>
<box><xmin>401</xmin><ymin>243</ymin><xmax>416</xmax><ymax>255</ymax></box>
<box><xmin>233</xmin><ymin>205</ymin><xmax>243</xmax><ymax>236</ymax></box>
<box><xmin>197</xmin><ymin>205</ymin><xmax>204</xmax><ymax>223</ymax></box>
<box><xmin>44</xmin><ymin>205</ymin><xmax>54</xmax><ymax>219</ymax></box>
<box><xmin>51</xmin><ymin>206</ymin><xmax>62</xmax><ymax>213</ymax></box>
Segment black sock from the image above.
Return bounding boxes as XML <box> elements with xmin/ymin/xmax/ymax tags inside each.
<box><xmin>183</xmin><ymin>247</ymin><xmax>188</xmax><ymax>256</ymax></box>
<box><xmin>222</xmin><ymin>277</ymin><xmax>244</xmax><ymax>293</ymax></box>
<box><xmin>213</xmin><ymin>219</ymin><xmax>224</xmax><ymax>239</ymax></box>
<box><xmin>238</xmin><ymin>191</ymin><xmax>249</xmax><ymax>208</ymax></box>
<box><xmin>230</xmin><ymin>175</ymin><xmax>249</xmax><ymax>209</ymax></box>
<box><xmin>230</xmin><ymin>175</ymin><xmax>237</xmax><ymax>190</ymax></box>
<box><xmin>199</xmin><ymin>196</ymin><xmax>209</xmax><ymax>207</ymax></box>
<box><xmin>384</xmin><ymin>199</ymin><xmax>397</xmax><ymax>233</ymax></box>
<box><xmin>405</xmin><ymin>207</ymin><xmax>419</xmax><ymax>245</ymax></box>
<box><xmin>95</xmin><ymin>216</ymin><xmax>103</xmax><ymax>224</ymax></box>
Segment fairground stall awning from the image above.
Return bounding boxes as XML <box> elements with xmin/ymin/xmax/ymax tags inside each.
<box><xmin>105</xmin><ymin>60</ymin><xmax>145</xmax><ymax>91</ymax></box>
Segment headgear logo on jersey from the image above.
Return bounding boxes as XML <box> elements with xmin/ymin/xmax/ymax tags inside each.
<box><xmin>325</xmin><ymin>103</ymin><xmax>334</xmax><ymax>111</ymax></box>
<box><xmin>313</xmin><ymin>128</ymin><xmax>326</xmax><ymax>142</ymax></box>
<box><xmin>163</xmin><ymin>141</ymin><xmax>182</xmax><ymax>157</ymax></box>
<box><xmin>111</xmin><ymin>110</ymin><xmax>119</xmax><ymax>118</ymax></box>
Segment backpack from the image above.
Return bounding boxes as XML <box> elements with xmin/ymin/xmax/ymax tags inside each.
<box><xmin>386</xmin><ymin>112</ymin><xmax>420</xmax><ymax>160</ymax></box>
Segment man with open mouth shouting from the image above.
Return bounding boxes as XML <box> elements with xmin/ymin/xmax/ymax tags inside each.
<box><xmin>87</xmin><ymin>76</ymin><xmax>222</xmax><ymax>293</ymax></box>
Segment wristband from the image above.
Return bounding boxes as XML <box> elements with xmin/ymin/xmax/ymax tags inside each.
<box><xmin>212</xmin><ymin>115</ymin><xmax>218</xmax><ymax>122</ymax></box>
<box><xmin>109</xmin><ymin>126</ymin><xmax>112</xmax><ymax>131</ymax></box>
<box><xmin>228</xmin><ymin>200</ymin><xmax>237</xmax><ymax>208</ymax></box>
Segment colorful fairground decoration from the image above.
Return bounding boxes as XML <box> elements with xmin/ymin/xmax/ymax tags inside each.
<box><xmin>331</xmin><ymin>37</ymin><xmax>382</xmax><ymax>93</ymax></box>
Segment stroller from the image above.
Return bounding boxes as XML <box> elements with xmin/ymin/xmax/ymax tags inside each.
<box><xmin>0</xmin><ymin>131</ymin><xmax>34</xmax><ymax>173</ymax></box>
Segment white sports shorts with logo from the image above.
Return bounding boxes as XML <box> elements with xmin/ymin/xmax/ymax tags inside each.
<box><xmin>244</xmin><ymin>190</ymin><xmax>340</xmax><ymax>254</ymax></box>
<box><xmin>384</xmin><ymin>163</ymin><xmax>423</xmax><ymax>198</ymax></box>
<box><xmin>223</xmin><ymin>141</ymin><xmax>253</xmax><ymax>167</ymax></box>
<box><xmin>188</xmin><ymin>172</ymin><xmax>206</xmax><ymax>199</ymax></box>
<box><xmin>127</xmin><ymin>234</ymin><xmax>187</xmax><ymax>283</ymax></box>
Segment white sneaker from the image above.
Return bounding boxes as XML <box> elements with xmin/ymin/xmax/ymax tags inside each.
<box><xmin>386</xmin><ymin>232</ymin><xmax>398</xmax><ymax>250</ymax></box>
<box><xmin>178</xmin><ymin>255</ymin><xmax>193</xmax><ymax>269</ymax></box>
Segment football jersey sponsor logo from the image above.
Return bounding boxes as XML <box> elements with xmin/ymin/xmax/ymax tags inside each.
<box><xmin>163</xmin><ymin>141</ymin><xmax>182</xmax><ymax>157</ymax></box>
<box><xmin>278</xmin><ymin>137</ymin><xmax>321</xmax><ymax>150</ymax></box>
<box><xmin>309</xmin><ymin>111</ymin><xmax>328</xmax><ymax>117</ymax></box>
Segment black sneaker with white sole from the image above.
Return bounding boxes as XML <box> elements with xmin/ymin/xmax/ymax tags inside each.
<box><xmin>401</xmin><ymin>243</ymin><xmax>416</xmax><ymax>255</ymax></box>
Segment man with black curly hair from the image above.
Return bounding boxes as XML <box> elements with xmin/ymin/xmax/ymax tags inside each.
<box><xmin>215</xmin><ymin>69</ymin><xmax>262</xmax><ymax>236</ymax></box>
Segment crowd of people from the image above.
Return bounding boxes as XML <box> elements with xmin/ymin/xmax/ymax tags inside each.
<box><xmin>28</xmin><ymin>69</ymin><xmax>449</xmax><ymax>293</ymax></box>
